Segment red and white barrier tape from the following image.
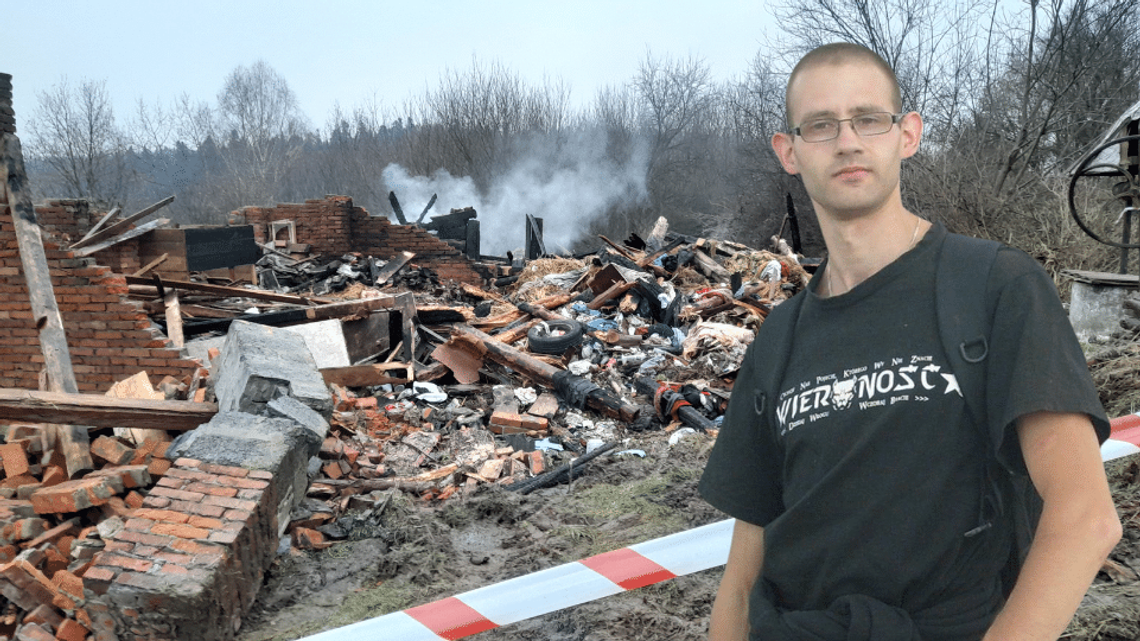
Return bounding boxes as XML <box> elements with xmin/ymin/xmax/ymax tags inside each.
<box><xmin>1105</xmin><ymin>412</ymin><xmax>1140</xmax><ymax>462</ymax></box>
<box><xmin>300</xmin><ymin>416</ymin><xmax>1140</xmax><ymax>641</ymax></box>
<box><xmin>298</xmin><ymin>518</ymin><xmax>733</xmax><ymax>641</ymax></box>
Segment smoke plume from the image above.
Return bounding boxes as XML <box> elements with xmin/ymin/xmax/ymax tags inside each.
<box><xmin>381</xmin><ymin>131</ymin><xmax>649</xmax><ymax>256</ymax></box>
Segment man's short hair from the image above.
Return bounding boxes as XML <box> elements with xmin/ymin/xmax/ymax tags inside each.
<box><xmin>785</xmin><ymin>43</ymin><xmax>903</xmax><ymax>129</ymax></box>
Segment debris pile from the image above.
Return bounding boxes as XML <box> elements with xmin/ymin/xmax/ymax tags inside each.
<box><xmin>0</xmin><ymin>201</ymin><xmax>818</xmax><ymax>640</ymax></box>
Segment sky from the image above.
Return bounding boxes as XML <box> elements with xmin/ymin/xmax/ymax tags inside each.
<box><xmin>4</xmin><ymin>0</ymin><xmax>777</xmax><ymax>132</ymax></box>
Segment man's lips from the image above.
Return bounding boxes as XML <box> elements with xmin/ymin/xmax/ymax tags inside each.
<box><xmin>834</xmin><ymin>166</ymin><xmax>870</xmax><ymax>179</ymax></box>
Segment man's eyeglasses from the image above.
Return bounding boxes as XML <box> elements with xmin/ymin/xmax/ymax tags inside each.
<box><xmin>791</xmin><ymin>112</ymin><xmax>904</xmax><ymax>143</ymax></box>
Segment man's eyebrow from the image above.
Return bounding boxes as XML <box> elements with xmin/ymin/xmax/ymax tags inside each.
<box><xmin>798</xmin><ymin>104</ymin><xmax>891</xmax><ymax>122</ymax></box>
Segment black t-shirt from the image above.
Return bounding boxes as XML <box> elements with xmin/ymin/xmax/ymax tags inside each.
<box><xmin>699</xmin><ymin>223</ymin><xmax>1109</xmax><ymax>640</ymax></box>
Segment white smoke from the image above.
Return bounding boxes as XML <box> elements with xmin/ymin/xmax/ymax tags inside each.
<box><xmin>381</xmin><ymin>131</ymin><xmax>650</xmax><ymax>256</ymax></box>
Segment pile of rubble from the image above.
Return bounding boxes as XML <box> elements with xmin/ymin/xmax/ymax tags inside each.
<box><xmin>0</xmin><ymin>218</ymin><xmax>813</xmax><ymax>640</ymax></box>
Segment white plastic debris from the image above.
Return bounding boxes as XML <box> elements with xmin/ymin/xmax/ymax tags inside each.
<box><xmin>413</xmin><ymin>381</ymin><xmax>448</xmax><ymax>404</ymax></box>
<box><xmin>514</xmin><ymin>387</ymin><xmax>538</xmax><ymax>405</ymax></box>
<box><xmin>534</xmin><ymin>438</ymin><xmax>565</xmax><ymax>452</ymax></box>
<box><xmin>668</xmin><ymin>427</ymin><xmax>698</xmax><ymax>446</ymax></box>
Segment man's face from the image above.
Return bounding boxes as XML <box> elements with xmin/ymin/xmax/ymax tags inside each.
<box><xmin>772</xmin><ymin>60</ymin><xmax>921</xmax><ymax>221</ymax></box>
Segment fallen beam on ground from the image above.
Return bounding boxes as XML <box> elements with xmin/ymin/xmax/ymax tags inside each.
<box><xmin>0</xmin><ymin>388</ymin><xmax>217</xmax><ymax>430</ymax></box>
<box><xmin>320</xmin><ymin>363</ymin><xmax>411</xmax><ymax>388</ymax></box>
<box><xmin>449</xmin><ymin>326</ymin><xmax>640</xmax><ymax>423</ymax></box>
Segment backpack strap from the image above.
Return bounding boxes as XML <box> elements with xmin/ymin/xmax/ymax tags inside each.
<box><xmin>935</xmin><ymin>233</ymin><xmax>1037</xmax><ymax>598</ymax></box>
<box><xmin>935</xmin><ymin>232</ymin><xmax>1002</xmax><ymax>432</ymax></box>
<box><xmin>754</xmin><ymin>290</ymin><xmax>806</xmax><ymax>423</ymax></box>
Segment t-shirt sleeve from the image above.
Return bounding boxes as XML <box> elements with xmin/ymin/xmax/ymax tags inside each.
<box><xmin>698</xmin><ymin>334</ymin><xmax>786</xmax><ymax>526</ymax></box>
<box><xmin>984</xmin><ymin>247</ymin><xmax>1110</xmax><ymax>474</ymax></box>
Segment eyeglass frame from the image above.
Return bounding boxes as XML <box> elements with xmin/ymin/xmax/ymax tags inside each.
<box><xmin>789</xmin><ymin>112</ymin><xmax>906</xmax><ymax>143</ymax></box>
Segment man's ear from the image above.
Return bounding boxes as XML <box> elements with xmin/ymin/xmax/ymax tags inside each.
<box><xmin>899</xmin><ymin>111</ymin><xmax>923</xmax><ymax>159</ymax></box>
<box><xmin>771</xmin><ymin>131</ymin><xmax>799</xmax><ymax>175</ymax></box>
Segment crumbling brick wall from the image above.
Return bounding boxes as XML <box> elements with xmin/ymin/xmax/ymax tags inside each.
<box><xmin>0</xmin><ymin>194</ymin><xmax>201</xmax><ymax>392</ymax></box>
<box><xmin>233</xmin><ymin>195</ymin><xmax>485</xmax><ymax>285</ymax></box>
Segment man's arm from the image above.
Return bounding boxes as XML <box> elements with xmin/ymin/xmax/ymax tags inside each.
<box><xmin>709</xmin><ymin>519</ymin><xmax>765</xmax><ymax>641</ymax></box>
<box><xmin>983</xmin><ymin>410</ymin><xmax>1122</xmax><ymax>641</ymax></box>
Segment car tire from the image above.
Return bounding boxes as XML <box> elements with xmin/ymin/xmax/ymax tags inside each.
<box><xmin>527</xmin><ymin>319</ymin><xmax>585</xmax><ymax>355</ymax></box>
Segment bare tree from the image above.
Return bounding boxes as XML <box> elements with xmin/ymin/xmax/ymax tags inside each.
<box><xmin>213</xmin><ymin>60</ymin><xmax>311</xmax><ymax>206</ymax></box>
<box><xmin>27</xmin><ymin>78</ymin><xmax>133</xmax><ymax>206</ymax></box>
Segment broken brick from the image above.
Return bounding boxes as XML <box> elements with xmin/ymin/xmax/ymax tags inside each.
<box><xmin>55</xmin><ymin>618</ymin><xmax>89</xmax><ymax>641</ymax></box>
<box><xmin>0</xmin><ymin>442</ymin><xmax>30</xmax><ymax>478</ymax></box>
<box><xmin>13</xmin><ymin>622</ymin><xmax>56</xmax><ymax>641</ymax></box>
<box><xmin>29</xmin><ymin>477</ymin><xmax>120</xmax><ymax>515</ymax></box>
<box><xmin>89</xmin><ymin>436</ymin><xmax>135</xmax><ymax>466</ymax></box>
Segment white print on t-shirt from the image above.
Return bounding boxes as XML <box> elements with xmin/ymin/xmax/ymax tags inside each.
<box><xmin>775</xmin><ymin>355</ymin><xmax>962</xmax><ymax>435</ymax></box>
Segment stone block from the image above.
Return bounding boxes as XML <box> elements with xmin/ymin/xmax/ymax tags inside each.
<box><xmin>213</xmin><ymin>320</ymin><xmax>332</xmax><ymax>416</ymax></box>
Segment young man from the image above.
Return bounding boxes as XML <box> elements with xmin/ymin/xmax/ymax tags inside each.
<box><xmin>699</xmin><ymin>43</ymin><xmax>1122</xmax><ymax>641</ymax></box>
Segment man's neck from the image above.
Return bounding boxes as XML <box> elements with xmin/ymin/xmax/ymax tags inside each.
<box><xmin>817</xmin><ymin>203</ymin><xmax>928</xmax><ymax>297</ymax></box>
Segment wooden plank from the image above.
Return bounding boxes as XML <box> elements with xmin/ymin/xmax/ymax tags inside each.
<box><xmin>71</xmin><ymin>218</ymin><xmax>170</xmax><ymax>257</ymax></box>
<box><xmin>2</xmin><ymin>132</ymin><xmax>94</xmax><ymax>478</ymax></box>
<box><xmin>319</xmin><ymin>363</ymin><xmax>411</xmax><ymax>388</ymax></box>
<box><xmin>69</xmin><ymin>195</ymin><xmax>174</xmax><ymax>250</ymax></box>
<box><xmin>164</xmin><ymin>290</ymin><xmax>184</xmax><ymax>347</ymax></box>
<box><xmin>132</xmin><ymin>252</ymin><xmax>169</xmax><ymax>277</ymax></box>
<box><xmin>77</xmin><ymin>206</ymin><xmax>120</xmax><ymax>244</ymax></box>
<box><xmin>125</xmin><ymin>275</ymin><xmax>333</xmax><ymax>306</ymax></box>
<box><xmin>0</xmin><ymin>388</ymin><xmax>216</xmax><ymax>431</ymax></box>
<box><xmin>374</xmin><ymin>251</ymin><xmax>415</xmax><ymax>286</ymax></box>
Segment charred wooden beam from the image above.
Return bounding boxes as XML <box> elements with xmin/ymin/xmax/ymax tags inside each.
<box><xmin>388</xmin><ymin>191</ymin><xmax>408</xmax><ymax>225</ymax></box>
<box><xmin>449</xmin><ymin>326</ymin><xmax>640</xmax><ymax>423</ymax></box>
<box><xmin>415</xmin><ymin>193</ymin><xmax>438</xmax><ymax>224</ymax></box>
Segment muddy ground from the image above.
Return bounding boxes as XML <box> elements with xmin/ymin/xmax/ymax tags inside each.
<box><xmin>231</xmin><ymin>425</ymin><xmax>1140</xmax><ymax>641</ymax></box>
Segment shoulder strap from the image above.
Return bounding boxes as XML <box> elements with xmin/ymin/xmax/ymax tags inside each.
<box><xmin>935</xmin><ymin>233</ymin><xmax>1002</xmax><ymax>433</ymax></box>
<box><xmin>754</xmin><ymin>291</ymin><xmax>806</xmax><ymax>420</ymax></box>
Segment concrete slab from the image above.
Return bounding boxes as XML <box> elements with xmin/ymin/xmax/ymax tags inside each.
<box><xmin>282</xmin><ymin>319</ymin><xmax>351</xmax><ymax>369</ymax></box>
<box><xmin>214</xmin><ymin>320</ymin><xmax>332</xmax><ymax>416</ymax></box>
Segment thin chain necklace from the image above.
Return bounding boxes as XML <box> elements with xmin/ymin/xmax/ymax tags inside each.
<box><xmin>826</xmin><ymin>217</ymin><xmax>924</xmax><ymax>298</ymax></box>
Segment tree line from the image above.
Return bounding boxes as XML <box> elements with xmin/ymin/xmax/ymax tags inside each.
<box><xmin>20</xmin><ymin>0</ymin><xmax>1140</xmax><ymax>270</ymax></box>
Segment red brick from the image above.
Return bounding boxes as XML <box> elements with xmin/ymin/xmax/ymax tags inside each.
<box><xmin>0</xmin><ymin>442</ymin><xmax>30</xmax><ymax>477</ymax></box>
<box><xmin>51</xmin><ymin>569</ymin><xmax>84</xmax><ymax>601</ymax></box>
<box><xmin>184</xmin><ymin>482</ymin><xmax>238</xmax><ymax>497</ymax></box>
<box><xmin>39</xmin><ymin>465</ymin><xmax>66</xmax><ymax>487</ymax></box>
<box><xmin>198</xmin><ymin>462</ymin><xmax>250</xmax><ymax>478</ymax></box>
<box><xmin>146</xmin><ymin>485</ymin><xmax>204</xmax><ymax>503</ymax></box>
<box><xmin>113</xmin><ymin>529</ymin><xmax>174</xmax><ymax>548</ymax></box>
<box><xmin>89</xmin><ymin>436</ymin><xmax>134</xmax><ymax>465</ymax></box>
<box><xmin>150</xmin><ymin>522</ymin><xmax>210</xmax><ymax>540</ymax></box>
<box><xmin>22</xmin><ymin>603</ymin><xmax>63</xmax><ymax>629</ymax></box>
<box><xmin>54</xmin><ymin>618</ymin><xmax>89</xmax><ymax>641</ymax></box>
<box><xmin>202</xmin><ymin>495</ymin><xmax>257</xmax><ymax>512</ymax></box>
<box><xmin>13</xmin><ymin>621</ymin><xmax>55</xmax><ymax>641</ymax></box>
<box><xmin>187</xmin><ymin>515</ymin><xmax>223</xmax><ymax>530</ymax></box>
<box><xmin>98</xmin><ymin>553</ymin><xmax>153</xmax><ymax>573</ymax></box>
<box><xmin>132</xmin><ymin>508</ymin><xmax>190</xmax><ymax>524</ymax></box>
<box><xmin>29</xmin><ymin>477</ymin><xmax>118</xmax><ymax>514</ymax></box>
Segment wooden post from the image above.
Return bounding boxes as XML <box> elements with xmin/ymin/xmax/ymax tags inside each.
<box><xmin>164</xmin><ymin>290</ymin><xmax>184</xmax><ymax>348</ymax></box>
<box><xmin>1</xmin><ymin>115</ymin><xmax>94</xmax><ymax>477</ymax></box>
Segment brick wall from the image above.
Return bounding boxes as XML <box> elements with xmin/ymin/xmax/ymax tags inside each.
<box><xmin>34</xmin><ymin>199</ymin><xmax>93</xmax><ymax>243</ymax></box>
<box><xmin>82</xmin><ymin>458</ymin><xmax>278</xmax><ymax>641</ymax></box>
<box><xmin>0</xmin><ymin>194</ymin><xmax>201</xmax><ymax>392</ymax></box>
<box><xmin>233</xmin><ymin>195</ymin><xmax>486</xmax><ymax>285</ymax></box>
